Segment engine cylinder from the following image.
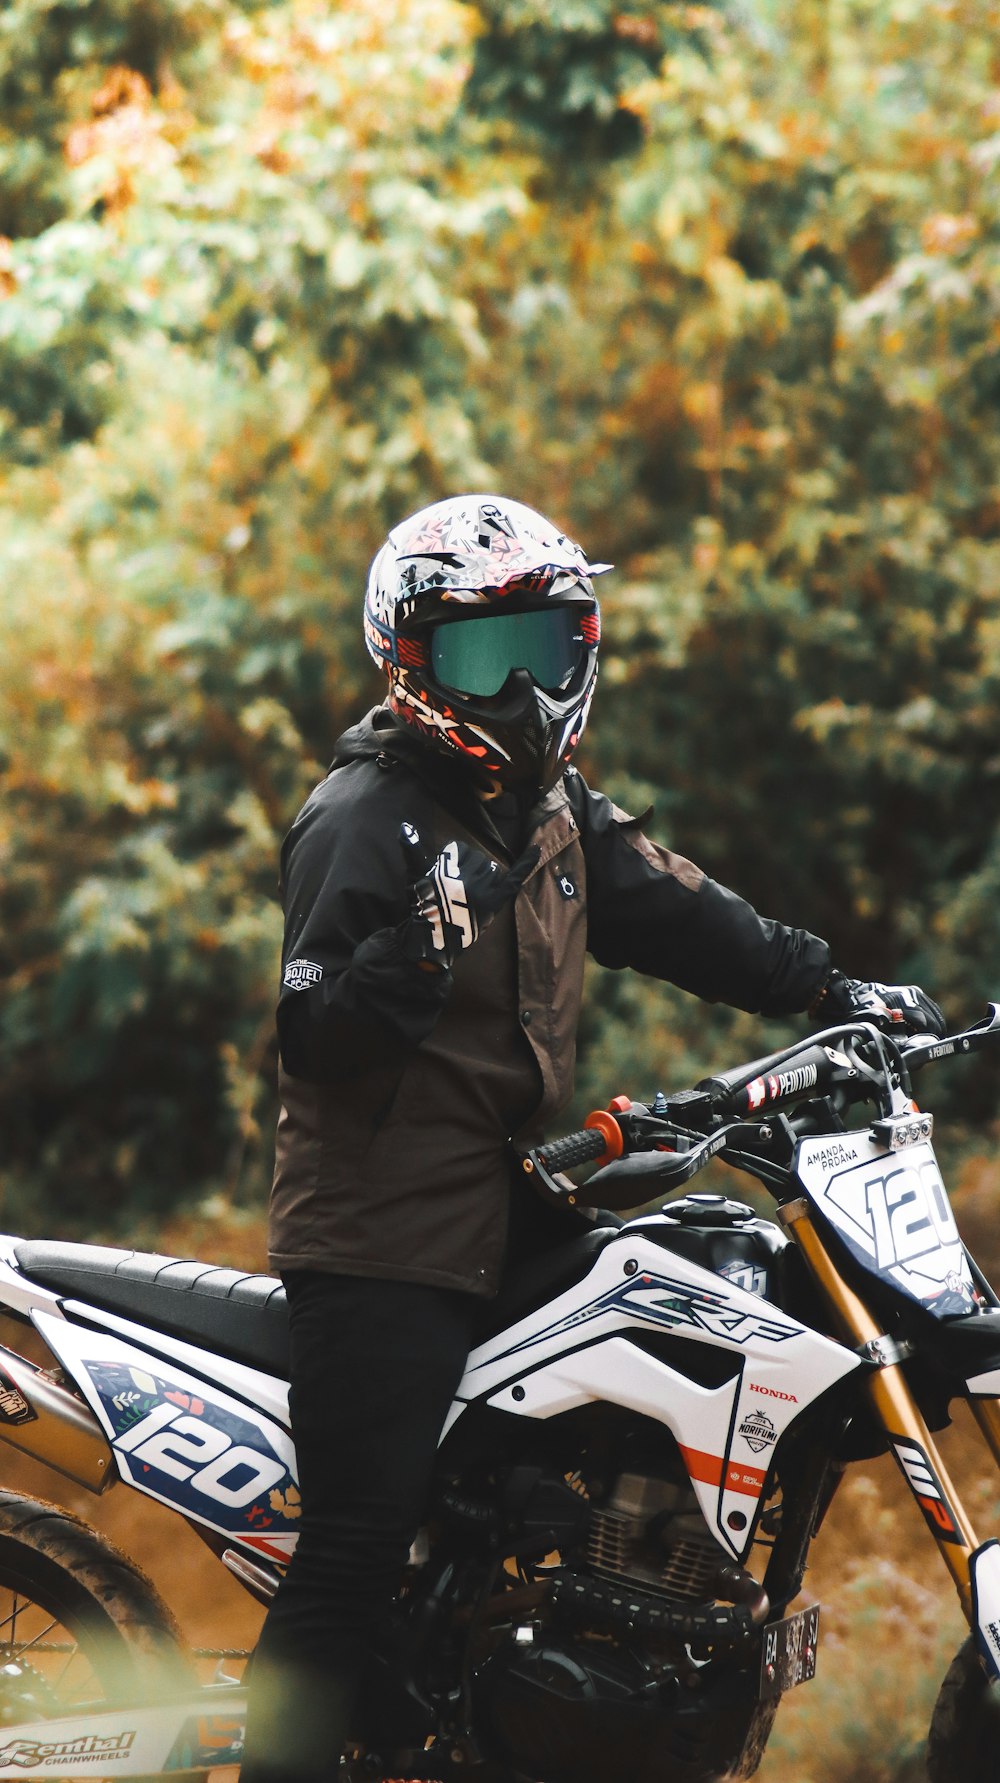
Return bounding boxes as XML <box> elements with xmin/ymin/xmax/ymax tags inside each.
<box><xmin>585</xmin><ymin>1471</ymin><xmax>724</xmax><ymax>1599</ymax></box>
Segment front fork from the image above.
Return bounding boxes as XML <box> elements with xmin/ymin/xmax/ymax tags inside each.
<box><xmin>779</xmin><ymin>1198</ymin><xmax>986</xmax><ymax>1622</ymax></box>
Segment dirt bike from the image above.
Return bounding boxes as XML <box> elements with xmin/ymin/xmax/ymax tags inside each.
<box><xmin>0</xmin><ymin>1010</ymin><xmax>997</xmax><ymax>1780</ymax></box>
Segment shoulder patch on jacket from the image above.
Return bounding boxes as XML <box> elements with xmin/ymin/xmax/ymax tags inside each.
<box><xmin>284</xmin><ymin>958</ymin><xmax>323</xmax><ymax>991</ymax></box>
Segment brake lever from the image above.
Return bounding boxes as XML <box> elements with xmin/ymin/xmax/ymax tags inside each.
<box><xmin>524</xmin><ymin>1109</ymin><xmax>736</xmax><ymax>1209</ymax></box>
<box><xmin>581</xmin><ymin>1121</ymin><xmax>741</xmax><ymax>1208</ymax></box>
<box><xmin>902</xmin><ymin>1002</ymin><xmax>1000</xmax><ymax>1074</ymax></box>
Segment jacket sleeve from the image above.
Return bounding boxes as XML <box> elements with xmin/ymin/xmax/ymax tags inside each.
<box><xmin>276</xmin><ymin>784</ymin><xmax>453</xmax><ymax>1082</ymax></box>
<box><xmin>569</xmin><ymin>776</ymin><xmax>830</xmax><ymax>1016</ymax></box>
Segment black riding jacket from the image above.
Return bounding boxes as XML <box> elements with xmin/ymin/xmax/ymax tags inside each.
<box><xmin>269</xmin><ymin>708</ymin><xmax>830</xmax><ymax>1295</ymax></box>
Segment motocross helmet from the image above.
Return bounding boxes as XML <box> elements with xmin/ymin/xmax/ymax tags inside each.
<box><xmin>363</xmin><ymin>494</ymin><xmax>610</xmax><ymax>791</ymax></box>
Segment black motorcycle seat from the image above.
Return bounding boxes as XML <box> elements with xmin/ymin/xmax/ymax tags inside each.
<box><xmin>12</xmin><ymin>1240</ymin><xmax>290</xmax><ymax>1379</ymax></box>
<box><xmin>13</xmin><ymin>1218</ymin><xmax>626</xmax><ymax>1382</ymax></box>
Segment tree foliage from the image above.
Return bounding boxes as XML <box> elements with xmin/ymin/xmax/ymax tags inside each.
<box><xmin>1</xmin><ymin>0</ymin><xmax>999</xmax><ymax>1230</ymax></box>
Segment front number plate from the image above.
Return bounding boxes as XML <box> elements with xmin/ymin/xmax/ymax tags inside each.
<box><xmin>759</xmin><ymin>1603</ymin><xmax>819</xmax><ymax>1700</ymax></box>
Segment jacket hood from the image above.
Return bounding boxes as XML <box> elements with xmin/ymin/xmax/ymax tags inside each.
<box><xmin>327</xmin><ymin>705</ymin><xmax>564</xmax><ymax>854</ymax></box>
<box><xmin>328</xmin><ymin>704</ymin><xmax>418</xmax><ymax>770</ymax></box>
<box><xmin>329</xmin><ymin>704</ymin><xmax>502</xmax><ymax>832</ymax></box>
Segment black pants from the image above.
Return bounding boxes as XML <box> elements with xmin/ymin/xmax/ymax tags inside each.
<box><xmin>239</xmin><ymin>1272</ymin><xmax>477</xmax><ymax>1781</ymax></box>
<box><xmin>240</xmin><ymin>1185</ymin><xmax>588</xmax><ymax>1780</ymax></box>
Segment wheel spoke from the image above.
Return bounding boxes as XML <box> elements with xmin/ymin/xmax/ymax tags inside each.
<box><xmin>4</xmin><ymin>1596</ymin><xmax>36</xmax><ymax>1654</ymax></box>
<box><xmin>53</xmin><ymin>1643</ymin><xmax>79</xmax><ymax>1691</ymax></box>
<box><xmin>14</xmin><ymin>1616</ymin><xmax>60</xmax><ymax>1658</ymax></box>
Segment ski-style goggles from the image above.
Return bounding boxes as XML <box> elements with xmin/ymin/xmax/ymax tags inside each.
<box><xmin>429</xmin><ymin>606</ymin><xmax>596</xmax><ymax>698</ymax></box>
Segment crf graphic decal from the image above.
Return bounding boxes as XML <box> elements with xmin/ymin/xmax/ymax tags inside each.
<box><xmin>488</xmin><ymin>1270</ymin><xmax>802</xmax><ymax>1368</ymax></box>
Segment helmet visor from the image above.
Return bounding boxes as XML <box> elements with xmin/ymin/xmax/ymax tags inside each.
<box><xmin>430</xmin><ymin>607</ymin><xmax>589</xmax><ymax>698</ymax></box>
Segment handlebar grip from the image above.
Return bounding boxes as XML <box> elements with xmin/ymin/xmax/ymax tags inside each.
<box><xmin>537</xmin><ymin>1127</ymin><xmax>609</xmax><ymax>1173</ymax></box>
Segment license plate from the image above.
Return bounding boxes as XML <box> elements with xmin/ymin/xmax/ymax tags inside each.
<box><xmin>759</xmin><ymin>1603</ymin><xmax>819</xmax><ymax>1700</ymax></box>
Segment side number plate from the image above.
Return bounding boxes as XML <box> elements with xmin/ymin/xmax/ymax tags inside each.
<box><xmin>760</xmin><ymin>1603</ymin><xmax>819</xmax><ymax>1700</ymax></box>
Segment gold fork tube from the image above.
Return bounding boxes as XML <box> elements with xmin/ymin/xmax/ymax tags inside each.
<box><xmin>779</xmin><ymin>1198</ymin><xmax>978</xmax><ymax>1619</ymax></box>
<box><xmin>970</xmin><ymin>1398</ymin><xmax>1000</xmax><ymax>1471</ymax></box>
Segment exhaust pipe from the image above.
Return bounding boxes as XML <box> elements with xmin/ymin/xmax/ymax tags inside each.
<box><xmin>221</xmin><ymin>1547</ymin><xmax>281</xmax><ymax>1604</ymax></box>
<box><xmin>0</xmin><ymin>1344</ymin><xmax>113</xmax><ymax>1493</ymax></box>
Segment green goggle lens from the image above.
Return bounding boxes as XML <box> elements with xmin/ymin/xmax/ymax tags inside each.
<box><xmin>430</xmin><ymin>608</ymin><xmax>587</xmax><ymax>698</ymax></box>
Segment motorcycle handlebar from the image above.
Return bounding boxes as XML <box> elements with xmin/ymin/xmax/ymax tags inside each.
<box><xmin>702</xmin><ymin>1002</ymin><xmax>1000</xmax><ymax>1120</ymax></box>
<box><xmin>525</xmin><ymin>1003</ymin><xmax>1000</xmax><ymax>1194</ymax></box>
<box><xmin>700</xmin><ymin>1039</ymin><xmax>851</xmax><ymax>1119</ymax></box>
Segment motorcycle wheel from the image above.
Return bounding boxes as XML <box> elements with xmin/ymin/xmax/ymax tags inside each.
<box><xmin>0</xmin><ymin>1489</ymin><xmax>205</xmax><ymax>1780</ymax></box>
<box><xmin>926</xmin><ymin>1635</ymin><xmax>1000</xmax><ymax>1782</ymax></box>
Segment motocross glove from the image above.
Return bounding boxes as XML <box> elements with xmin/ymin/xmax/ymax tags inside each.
<box><xmin>810</xmin><ymin>968</ymin><xmax>946</xmax><ymax>1038</ymax></box>
<box><xmin>399</xmin><ymin>823</ymin><xmax>539</xmax><ymax>969</ymax></box>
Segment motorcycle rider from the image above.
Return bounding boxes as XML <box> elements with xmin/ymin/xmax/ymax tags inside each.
<box><xmin>240</xmin><ymin>494</ymin><xmax>945</xmax><ymax>1781</ymax></box>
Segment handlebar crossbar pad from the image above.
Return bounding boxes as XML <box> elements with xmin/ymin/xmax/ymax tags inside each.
<box><xmin>700</xmin><ymin>1041</ymin><xmax>840</xmax><ymax>1117</ymax></box>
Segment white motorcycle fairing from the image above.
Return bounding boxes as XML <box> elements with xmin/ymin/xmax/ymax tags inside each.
<box><xmin>26</xmin><ymin>1227</ymin><xmax>864</xmax><ymax>1569</ymax></box>
<box><xmin>32</xmin><ymin>1312</ymin><xmax>300</xmax><ymax>1567</ymax></box>
<box><xmin>970</xmin><ymin>1539</ymin><xmax>1000</xmax><ymax>1680</ymax></box>
<box><xmin>446</xmin><ymin>1231</ymin><xmax>862</xmax><ymax>1559</ymax></box>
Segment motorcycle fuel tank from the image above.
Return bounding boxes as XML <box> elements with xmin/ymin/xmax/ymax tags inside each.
<box><xmin>626</xmin><ymin>1194</ymin><xmax>791</xmax><ymax>1308</ymax></box>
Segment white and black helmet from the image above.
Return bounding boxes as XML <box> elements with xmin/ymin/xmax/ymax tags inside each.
<box><xmin>363</xmin><ymin>494</ymin><xmax>610</xmax><ymax>791</ymax></box>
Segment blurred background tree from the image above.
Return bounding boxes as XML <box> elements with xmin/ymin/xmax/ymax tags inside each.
<box><xmin>1</xmin><ymin>0</ymin><xmax>998</xmax><ymax>1231</ymax></box>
